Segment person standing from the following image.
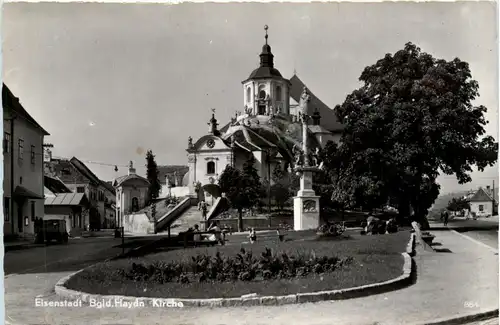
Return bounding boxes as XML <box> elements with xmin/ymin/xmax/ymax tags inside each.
<box><xmin>198</xmin><ymin>200</ymin><xmax>208</xmax><ymax>221</ymax></box>
<box><xmin>249</xmin><ymin>228</ymin><xmax>257</xmax><ymax>244</ymax></box>
<box><xmin>443</xmin><ymin>209</ymin><xmax>449</xmax><ymax>226</ymax></box>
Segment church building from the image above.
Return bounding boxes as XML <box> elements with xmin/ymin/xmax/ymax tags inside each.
<box><xmin>186</xmin><ymin>26</ymin><xmax>344</xmax><ymax>199</ymax></box>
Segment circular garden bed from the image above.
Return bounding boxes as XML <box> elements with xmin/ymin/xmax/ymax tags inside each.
<box><xmin>65</xmin><ymin>230</ymin><xmax>410</xmax><ymax>299</ymax></box>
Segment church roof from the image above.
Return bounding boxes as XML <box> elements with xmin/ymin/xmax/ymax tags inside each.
<box><xmin>221</xmin><ymin>116</ymin><xmax>320</xmax><ymax>161</ymax></box>
<box><xmin>289</xmin><ymin>74</ymin><xmax>344</xmax><ymax>132</ymax></box>
<box><xmin>113</xmin><ymin>174</ymin><xmax>149</xmax><ymax>187</ymax></box>
<box><xmin>222</xmin><ymin>125</ymin><xmax>277</xmax><ymax>151</ymax></box>
<box><xmin>246</xmin><ymin>66</ymin><xmax>284</xmax><ymax>81</ymax></box>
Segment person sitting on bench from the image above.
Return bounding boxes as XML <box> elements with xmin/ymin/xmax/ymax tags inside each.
<box><xmin>208</xmin><ymin>222</ymin><xmax>224</xmax><ymax>245</ymax></box>
<box><xmin>193</xmin><ymin>224</ymin><xmax>202</xmax><ymax>242</ymax></box>
<box><xmin>249</xmin><ymin>228</ymin><xmax>257</xmax><ymax>244</ymax></box>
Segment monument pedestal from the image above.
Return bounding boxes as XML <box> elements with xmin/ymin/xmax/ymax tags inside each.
<box><xmin>293</xmin><ymin>167</ymin><xmax>321</xmax><ymax>231</ymax></box>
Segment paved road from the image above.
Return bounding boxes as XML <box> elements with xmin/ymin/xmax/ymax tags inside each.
<box><xmin>4</xmin><ymin>229</ymin><xmax>498</xmax><ymax>325</ymax></box>
<box><xmin>4</xmin><ymin>236</ymin><xmax>158</xmax><ymax>275</ymax></box>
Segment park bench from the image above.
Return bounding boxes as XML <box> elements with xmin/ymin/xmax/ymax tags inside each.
<box><xmin>179</xmin><ymin>230</ymin><xmax>225</xmax><ymax>248</ymax></box>
<box><xmin>245</xmin><ymin>229</ymin><xmax>288</xmax><ymax>242</ymax></box>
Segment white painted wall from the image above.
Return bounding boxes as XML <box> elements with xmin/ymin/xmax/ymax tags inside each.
<box><xmin>243</xmin><ymin>79</ymin><xmax>290</xmax><ymax>116</ymax></box>
<box><xmin>470</xmin><ymin>201</ymin><xmax>494</xmax><ymax>217</ymax></box>
<box><xmin>3</xmin><ymin>115</ymin><xmax>46</xmax><ymax>236</ymax></box>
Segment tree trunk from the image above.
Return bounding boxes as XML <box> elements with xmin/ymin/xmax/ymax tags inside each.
<box><xmin>238</xmin><ymin>209</ymin><xmax>243</xmax><ymax>232</ymax></box>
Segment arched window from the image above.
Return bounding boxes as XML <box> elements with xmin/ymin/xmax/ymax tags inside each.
<box><xmin>246</xmin><ymin>87</ymin><xmax>251</xmax><ymax>103</ymax></box>
<box><xmin>276</xmin><ymin>86</ymin><xmax>282</xmax><ymax>101</ymax></box>
<box><xmin>131</xmin><ymin>197</ymin><xmax>139</xmax><ymax>212</ymax></box>
<box><xmin>259</xmin><ymin>90</ymin><xmax>266</xmax><ymax>99</ymax></box>
<box><xmin>207</xmin><ymin>161</ymin><xmax>215</xmax><ymax>175</ymax></box>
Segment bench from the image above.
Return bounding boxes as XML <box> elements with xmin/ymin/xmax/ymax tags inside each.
<box><xmin>245</xmin><ymin>230</ymin><xmax>288</xmax><ymax>243</ymax></box>
<box><xmin>179</xmin><ymin>231</ymin><xmax>225</xmax><ymax>248</ymax></box>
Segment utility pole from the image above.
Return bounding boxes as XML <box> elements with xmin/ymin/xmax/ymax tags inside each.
<box><xmin>492</xmin><ymin>180</ymin><xmax>496</xmax><ymax>216</ymax></box>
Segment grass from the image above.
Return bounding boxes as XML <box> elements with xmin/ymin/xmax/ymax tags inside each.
<box><xmin>65</xmin><ymin>230</ymin><xmax>410</xmax><ymax>299</ymax></box>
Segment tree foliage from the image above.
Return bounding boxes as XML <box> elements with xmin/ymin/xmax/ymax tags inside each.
<box><xmin>269</xmin><ymin>164</ymin><xmax>291</xmax><ymax>212</ymax></box>
<box><xmin>321</xmin><ymin>42</ymin><xmax>497</xmax><ymax>222</ymax></box>
<box><xmin>447</xmin><ymin>197</ymin><xmax>470</xmax><ymax>212</ymax></box>
<box><xmin>218</xmin><ymin>156</ymin><xmax>262</xmax><ymax>231</ymax></box>
<box><xmin>145</xmin><ymin>150</ymin><xmax>162</xmax><ymax>204</ymax></box>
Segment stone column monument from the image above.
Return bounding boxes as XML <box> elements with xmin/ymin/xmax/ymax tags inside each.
<box><xmin>293</xmin><ymin>87</ymin><xmax>321</xmax><ymax>231</ymax></box>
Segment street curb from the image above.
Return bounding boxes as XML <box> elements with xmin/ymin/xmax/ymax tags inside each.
<box><xmin>407</xmin><ymin>233</ymin><xmax>416</xmax><ymax>257</ymax></box>
<box><xmin>449</xmin><ymin>229</ymin><xmax>499</xmax><ymax>254</ymax></box>
<box><xmin>55</xmin><ymin>233</ymin><xmax>415</xmax><ymax>307</ymax></box>
<box><xmin>417</xmin><ymin>308</ymin><xmax>498</xmax><ymax>325</ymax></box>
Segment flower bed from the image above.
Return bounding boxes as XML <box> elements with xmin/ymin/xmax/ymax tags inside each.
<box><xmin>65</xmin><ymin>231</ymin><xmax>411</xmax><ymax>299</ymax></box>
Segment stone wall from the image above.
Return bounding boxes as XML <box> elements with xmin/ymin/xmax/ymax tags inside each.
<box><xmin>123</xmin><ymin>213</ymin><xmax>154</xmax><ymax>234</ymax></box>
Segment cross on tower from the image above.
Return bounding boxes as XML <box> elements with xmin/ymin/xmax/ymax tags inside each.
<box><xmin>264</xmin><ymin>25</ymin><xmax>269</xmax><ymax>45</ymax></box>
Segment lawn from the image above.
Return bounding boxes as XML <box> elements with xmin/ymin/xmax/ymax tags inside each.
<box><xmin>65</xmin><ymin>230</ymin><xmax>411</xmax><ymax>299</ymax></box>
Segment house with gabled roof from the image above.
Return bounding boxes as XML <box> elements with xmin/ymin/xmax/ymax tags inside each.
<box><xmin>3</xmin><ymin>84</ymin><xmax>50</xmax><ymax>239</ymax></box>
<box><xmin>469</xmin><ymin>186</ymin><xmax>498</xmax><ymax>217</ymax></box>
<box><xmin>44</xmin><ymin>154</ymin><xmax>112</xmax><ymax>229</ymax></box>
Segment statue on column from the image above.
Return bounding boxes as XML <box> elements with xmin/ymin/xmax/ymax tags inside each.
<box><xmin>298</xmin><ymin>86</ymin><xmax>311</xmax><ymax>120</ymax></box>
<box><xmin>311</xmin><ymin>147</ymin><xmax>321</xmax><ymax>167</ymax></box>
<box><xmin>188</xmin><ymin>136</ymin><xmax>193</xmax><ymax>149</ymax></box>
<box><xmin>292</xmin><ymin>144</ymin><xmax>303</xmax><ymax>168</ymax></box>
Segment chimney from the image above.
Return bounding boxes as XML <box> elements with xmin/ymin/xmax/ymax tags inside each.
<box><xmin>128</xmin><ymin>161</ymin><xmax>136</xmax><ymax>175</ymax></box>
<box><xmin>312</xmin><ymin>109</ymin><xmax>321</xmax><ymax>126</ymax></box>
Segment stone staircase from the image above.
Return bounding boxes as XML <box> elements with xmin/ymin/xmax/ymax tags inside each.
<box><xmin>165</xmin><ymin>206</ymin><xmax>203</xmax><ymax>235</ymax></box>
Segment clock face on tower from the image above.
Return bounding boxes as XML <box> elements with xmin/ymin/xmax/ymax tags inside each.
<box><xmin>207</xmin><ymin>139</ymin><xmax>215</xmax><ymax>148</ymax></box>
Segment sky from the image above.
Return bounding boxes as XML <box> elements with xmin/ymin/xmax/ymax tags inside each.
<box><xmin>2</xmin><ymin>2</ymin><xmax>498</xmax><ymax>194</ymax></box>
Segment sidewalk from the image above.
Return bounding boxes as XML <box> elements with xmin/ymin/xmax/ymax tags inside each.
<box><xmin>4</xmin><ymin>229</ymin><xmax>498</xmax><ymax>325</ymax></box>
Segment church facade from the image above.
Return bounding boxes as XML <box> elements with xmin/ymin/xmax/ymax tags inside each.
<box><xmin>186</xmin><ymin>26</ymin><xmax>344</xmax><ymax>199</ymax></box>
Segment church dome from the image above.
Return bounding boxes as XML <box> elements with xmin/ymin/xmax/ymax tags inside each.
<box><xmin>247</xmin><ymin>66</ymin><xmax>283</xmax><ymax>80</ymax></box>
<box><xmin>243</xmin><ymin>25</ymin><xmax>284</xmax><ymax>82</ymax></box>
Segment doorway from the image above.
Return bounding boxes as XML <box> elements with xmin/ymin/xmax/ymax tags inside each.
<box><xmin>17</xmin><ymin>201</ymin><xmax>23</xmax><ymax>233</ymax></box>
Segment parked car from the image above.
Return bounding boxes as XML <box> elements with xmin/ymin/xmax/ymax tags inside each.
<box><xmin>34</xmin><ymin>219</ymin><xmax>69</xmax><ymax>244</ymax></box>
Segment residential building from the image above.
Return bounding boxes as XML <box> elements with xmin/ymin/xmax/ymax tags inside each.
<box><xmin>101</xmin><ymin>180</ymin><xmax>116</xmax><ymax>228</ymax></box>
<box><xmin>44</xmin><ymin>153</ymin><xmax>104</xmax><ymax>229</ymax></box>
<box><xmin>3</xmin><ymin>84</ymin><xmax>50</xmax><ymax>239</ymax></box>
<box><xmin>44</xmin><ymin>175</ymin><xmax>90</xmax><ymax>236</ymax></box>
<box><xmin>469</xmin><ymin>186</ymin><xmax>498</xmax><ymax>217</ymax></box>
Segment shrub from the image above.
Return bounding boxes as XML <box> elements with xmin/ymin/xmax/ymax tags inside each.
<box><xmin>98</xmin><ymin>247</ymin><xmax>353</xmax><ymax>285</ymax></box>
<box><xmin>386</xmin><ymin>219</ymin><xmax>398</xmax><ymax>233</ymax></box>
<box><xmin>164</xmin><ymin>195</ymin><xmax>180</xmax><ymax>208</ymax></box>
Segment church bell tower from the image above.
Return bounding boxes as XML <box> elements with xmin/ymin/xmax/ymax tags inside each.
<box><xmin>241</xmin><ymin>25</ymin><xmax>291</xmax><ymax>117</ymax></box>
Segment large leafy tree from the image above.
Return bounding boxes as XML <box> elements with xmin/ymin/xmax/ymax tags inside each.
<box><xmin>219</xmin><ymin>155</ymin><xmax>262</xmax><ymax>231</ymax></box>
<box><xmin>270</xmin><ymin>164</ymin><xmax>291</xmax><ymax>212</ymax></box>
<box><xmin>447</xmin><ymin>197</ymin><xmax>470</xmax><ymax>212</ymax></box>
<box><xmin>329</xmin><ymin>42</ymin><xmax>497</xmax><ymax>223</ymax></box>
<box><xmin>145</xmin><ymin>150</ymin><xmax>162</xmax><ymax>205</ymax></box>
